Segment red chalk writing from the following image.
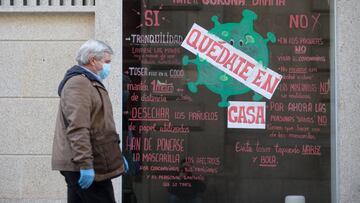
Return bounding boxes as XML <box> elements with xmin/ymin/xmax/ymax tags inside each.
<box><xmin>130</xmin><ymin>107</ymin><xmax>170</xmax><ymax>121</ymax></box>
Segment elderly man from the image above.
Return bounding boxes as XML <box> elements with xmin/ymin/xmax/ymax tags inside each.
<box><xmin>52</xmin><ymin>39</ymin><xmax>128</xmax><ymax>203</ymax></box>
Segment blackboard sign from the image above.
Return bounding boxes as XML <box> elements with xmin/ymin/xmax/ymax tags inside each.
<box><xmin>122</xmin><ymin>1</ymin><xmax>331</xmax><ymax>202</ymax></box>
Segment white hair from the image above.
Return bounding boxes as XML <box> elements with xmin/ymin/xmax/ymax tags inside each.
<box><xmin>76</xmin><ymin>39</ymin><xmax>114</xmax><ymax>65</ymax></box>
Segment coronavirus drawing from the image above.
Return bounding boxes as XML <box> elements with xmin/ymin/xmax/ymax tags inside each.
<box><xmin>182</xmin><ymin>9</ymin><xmax>276</xmax><ymax>107</ymax></box>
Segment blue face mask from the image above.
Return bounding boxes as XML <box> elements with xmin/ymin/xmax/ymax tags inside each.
<box><xmin>98</xmin><ymin>63</ymin><xmax>111</xmax><ymax>80</ymax></box>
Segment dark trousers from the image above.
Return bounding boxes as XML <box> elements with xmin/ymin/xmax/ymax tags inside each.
<box><xmin>60</xmin><ymin>171</ymin><xmax>116</xmax><ymax>203</ymax></box>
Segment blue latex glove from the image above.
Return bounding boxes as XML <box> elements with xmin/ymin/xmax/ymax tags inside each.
<box><xmin>78</xmin><ymin>169</ymin><xmax>95</xmax><ymax>189</ymax></box>
<box><xmin>123</xmin><ymin>156</ymin><xmax>129</xmax><ymax>173</ymax></box>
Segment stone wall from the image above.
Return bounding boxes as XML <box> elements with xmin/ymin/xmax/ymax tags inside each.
<box><xmin>0</xmin><ymin>0</ymin><xmax>122</xmax><ymax>202</ymax></box>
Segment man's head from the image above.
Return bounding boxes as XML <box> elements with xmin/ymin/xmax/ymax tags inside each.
<box><xmin>76</xmin><ymin>39</ymin><xmax>113</xmax><ymax>78</ymax></box>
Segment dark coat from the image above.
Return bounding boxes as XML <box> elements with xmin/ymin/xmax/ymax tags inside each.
<box><xmin>52</xmin><ymin>66</ymin><xmax>124</xmax><ymax>181</ymax></box>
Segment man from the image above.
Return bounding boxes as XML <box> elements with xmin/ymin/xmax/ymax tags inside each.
<box><xmin>52</xmin><ymin>39</ymin><xmax>128</xmax><ymax>203</ymax></box>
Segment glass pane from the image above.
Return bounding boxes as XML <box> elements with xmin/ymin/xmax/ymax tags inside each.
<box><xmin>122</xmin><ymin>1</ymin><xmax>332</xmax><ymax>202</ymax></box>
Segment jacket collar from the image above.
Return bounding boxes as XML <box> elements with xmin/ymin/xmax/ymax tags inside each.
<box><xmin>57</xmin><ymin>65</ymin><xmax>104</xmax><ymax>96</ymax></box>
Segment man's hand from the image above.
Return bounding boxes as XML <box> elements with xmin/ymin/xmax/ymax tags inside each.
<box><xmin>78</xmin><ymin>169</ymin><xmax>95</xmax><ymax>189</ymax></box>
<box><xmin>123</xmin><ymin>156</ymin><xmax>129</xmax><ymax>173</ymax></box>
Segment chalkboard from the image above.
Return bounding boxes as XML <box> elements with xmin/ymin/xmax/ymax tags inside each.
<box><xmin>122</xmin><ymin>1</ymin><xmax>331</xmax><ymax>203</ymax></box>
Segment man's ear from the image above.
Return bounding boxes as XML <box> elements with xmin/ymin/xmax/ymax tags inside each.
<box><xmin>89</xmin><ymin>56</ymin><xmax>96</xmax><ymax>66</ymax></box>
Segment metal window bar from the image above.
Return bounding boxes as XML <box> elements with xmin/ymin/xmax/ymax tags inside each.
<box><xmin>39</xmin><ymin>0</ymin><xmax>48</xmax><ymax>5</ymax></box>
<box><xmin>16</xmin><ymin>0</ymin><xmax>24</xmax><ymax>5</ymax></box>
<box><xmin>5</xmin><ymin>0</ymin><xmax>11</xmax><ymax>5</ymax></box>
<box><xmin>15</xmin><ymin>0</ymin><xmax>23</xmax><ymax>5</ymax></box>
<box><xmin>0</xmin><ymin>0</ymin><xmax>95</xmax><ymax>6</ymax></box>
<box><xmin>27</xmin><ymin>0</ymin><xmax>37</xmax><ymax>6</ymax></box>
<box><xmin>85</xmin><ymin>0</ymin><xmax>94</xmax><ymax>6</ymax></box>
<box><xmin>63</xmin><ymin>0</ymin><xmax>70</xmax><ymax>5</ymax></box>
<box><xmin>73</xmin><ymin>0</ymin><xmax>82</xmax><ymax>5</ymax></box>
<box><xmin>52</xmin><ymin>0</ymin><xmax>60</xmax><ymax>6</ymax></box>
